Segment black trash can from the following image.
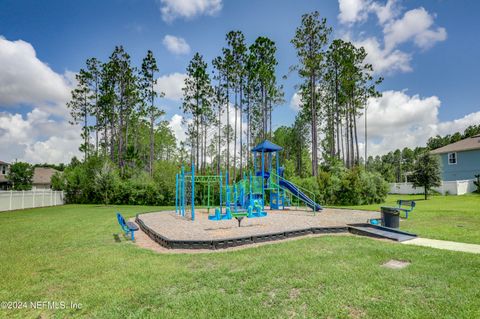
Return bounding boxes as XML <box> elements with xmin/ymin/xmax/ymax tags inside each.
<box><xmin>381</xmin><ymin>207</ymin><xmax>400</xmax><ymax>228</ymax></box>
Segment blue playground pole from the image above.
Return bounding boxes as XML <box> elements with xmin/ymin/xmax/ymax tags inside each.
<box><xmin>233</xmin><ymin>184</ymin><xmax>237</xmax><ymax>213</ymax></box>
<box><xmin>226</xmin><ymin>170</ymin><xmax>230</xmax><ymax>209</ymax></box>
<box><xmin>219</xmin><ymin>171</ymin><xmax>223</xmax><ymax>214</ymax></box>
<box><xmin>276</xmin><ymin>153</ymin><xmax>280</xmax><ymax>208</ymax></box>
<box><xmin>175</xmin><ymin>173</ymin><xmax>178</xmax><ymax>215</ymax></box>
<box><xmin>181</xmin><ymin>166</ymin><xmax>185</xmax><ymax>217</ymax></box>
<box><xmin>261</xmin><ymin>150</ymin><xmax>265</xmax><ymax>210</ymax></box>
<box><xmin>249</xmin><ymin>172</ymin><xmax>252</xmax><ymax>196</ymax></box>
<box><xmin>191</xmin><ymin>163</ymin><xmax>195</xmax><ymax>221</ymax></box>
<box><xmin>268</xmin><ymin>152</ymin><xmax>272</xmax><ymax>176</ymax></box>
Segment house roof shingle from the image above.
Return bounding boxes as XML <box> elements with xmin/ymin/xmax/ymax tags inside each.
<box><xmin>431</xmin><ymin>134</ymin><xmax>480</xmax><ymax>154</ymax></box>
<box><xmin>33</xmin><ymin>167</ymin><xmax>58</xmax><ymax>185</ymax></box>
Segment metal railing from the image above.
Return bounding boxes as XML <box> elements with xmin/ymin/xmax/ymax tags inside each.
<box><xmin>270</xmin><ymin>172</ymin><xmax>317</xmax><ymax>213</ymax></box>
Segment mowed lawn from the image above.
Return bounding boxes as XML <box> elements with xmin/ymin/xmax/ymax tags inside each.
<box><xmin>0</xmin><ymin>203</ymin><xmax>480</xmax><ymax>318</ymax></box>
<box><xmin>335</xmin><ymin>194</ymin><xmax>480</xmax><ymax>244</ymax></box>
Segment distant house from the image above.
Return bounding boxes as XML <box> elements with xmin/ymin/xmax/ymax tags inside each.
<box><xmin>431</xmin><ymin>134</ymin><xmax>480</xmax><ymax>181</ymax></box>
<box><xmin>32</xmin><ymin>167</ymin><xmax>58</xmax><ymax>190</ymax></box>
<box><xmin>0</xmin><ymin>161</ymin><xmax>10</xmax><ymax>190</ymax></box>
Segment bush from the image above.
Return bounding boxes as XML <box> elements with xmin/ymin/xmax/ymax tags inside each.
<box><xmin>474</xmin><ymin>174</ymin><xmax>480</xmax><ymax>194</ymax></box>
<box><xmin>61</xmin><ymin>156</ymin><xmax>178</xmax><ymax>205</ymax></box>
<box><xmin>290</xmin><ymin>166</ymin><xmax>388</xmax><ymax>206</ymax></box>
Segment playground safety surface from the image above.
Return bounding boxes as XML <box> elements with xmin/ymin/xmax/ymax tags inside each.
<box><xmin>136</xmin><ymin>208</ymin><xmax>379</xmax><ymax>250</ymax></box>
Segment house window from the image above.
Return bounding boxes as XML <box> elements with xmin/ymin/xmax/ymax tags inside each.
<box><xmin>448</xmin><ymin>152</ymin><xmax>457</xmax><ymax>165</ymax></box>
<box><xmin>1</xmin><ymin>165</ymin><xmax>5</xmax><ymax>175</ymax></box>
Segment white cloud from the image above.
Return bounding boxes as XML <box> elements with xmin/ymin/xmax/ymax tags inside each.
<box><xmin>0</xmin><ymin>109</ymin><xmax>82</xmax><ymax>164</ymax></box>
<box><xmin>289</xmin><ymin>92</ymin><xmax>302</xmax><ymax>111</ymax></box>
<box><xmin>370</xmin><ymin>0</ymin><xmax>399</xmax><ymax>25</ymax></box>
<box><xmin>23</xmin><ymin>134</ymin><xmax>82</xmax><ymax>164</ymax></box>
<box><xmin>162</xmin><ymin>35</ymin><xmax>191</xmax><ymax>55</ymax></box>
<box><xmin>338</xmin><ymin>0</ymin><xmax>370</xmax><ymax>24</ymax></box>
<box><xmin>355</xmin><ymin>37</ymin><xmax>412</xmax><ymax>74</ymax></box>
<box><xmin>0</xmin><ymin>36</ymin><xmax>82</xmax><ymax>164</ymax></box>
<box><xmin>357</xmin><ymin>90</ymin><xmax>480</xmax><ymax>156</ymax></box>
<box><xmin>168</xmin><ymin>114</ymin><xmax>188</xmax><ymax>144</ymax></box>
<box><xmin>156</xmin><ymin>72</ymin><xmax>187</xmax><ymax>101</ymax></box>
<box><xmin>0</xmin><ymin>36</ymin><xmax>73</xmax><ymax>116</ymax></box>
<box><xmin>338</xmin><ymin>1</ymin><xmax>447</xmax><ymax>75</ymax></box>
<box><xmin>338</xmin><ymin>0</ymin><xmax>399</xmax><ymax>25</ymax></box>
<box><xmin>384</xmin><ymin>7</ymin><xmax>447</xmax><ymax>51</ymax></box>
<box><xmin>158</xmin><ymin>0</ymin><xmax>222</xmax><ymax>22</ymax></box>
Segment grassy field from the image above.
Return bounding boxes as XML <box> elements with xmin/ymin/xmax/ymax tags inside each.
<box><xmin>334</xmin><ymin>194</ymin><xmax>480</xmax><ymax>244</ymax></box>
<box><xmin>1</xmin><ymin>203</ymin><xmax>480</xmax><ymax>318</ymax></box>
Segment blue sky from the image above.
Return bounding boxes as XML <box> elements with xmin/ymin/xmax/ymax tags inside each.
<box><xmin>1</xmin><ymin>0</ymin><xmax>479</xmax><ymax>163</ymax></box>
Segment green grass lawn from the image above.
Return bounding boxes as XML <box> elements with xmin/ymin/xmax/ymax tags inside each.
<box><xmin>332</xmin><ymin>194</ymin><xmax>480</xmax><ymax>244</ymax></box>
<box><xmin>1</xmin><ymin>204</ymin><xmax>480</xmax><ymax>318</ymax></box>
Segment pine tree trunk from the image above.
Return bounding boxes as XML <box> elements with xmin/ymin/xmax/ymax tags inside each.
<box><xmin>269</xmin><ymin>99</ymin><xmax>272</xmax><ymax>139</ymax></box>
<box><xmin>239</xmin><ymin>85</ymin><xmax>243</xmax><ymax>178</ymax></box>
<box><xmin>335</xmin><ymin>66</ymin><xmax>340</xmax><ymax>160</ymax></box>
<box><xmin>329</xmin><ymin>99</ymin><xmax>335</xmax><ymax>158</ymax></box>
<box><xmin>83</xmin><ymin>95</ymin><xmax>88</xmax><ymax>161</ymax></box>
<box><xmin>345</xmin><ymin>110</ymin><xmax>350</xmax><ymax>168</ymax></box>
<box><xmin>311</xmin><ymin>73</ymin><xmax>318</xmax><ymax>177</ymax></box>
<box><xmin>340</xmin><ymin>120</ymin><xmax>344</xmax><ymax>163</ymax></box>
<box><xmin>196</xmin><ymin>116</ymin><xmax>199</xmax><ymax>173</ymax></box>
<box><xmin>104</xmin><ymin>121</ymin><xmax>108</xmax><ymax>158</ymax></box>
<box><xmin>234</xmin><ymin>89</ymin><xmax>237</xmax><ymax>181</ymax></box>
<box><xmin>203</xmin><ymin>118</ymin><xmax>207</xmax><ymax>174</ymax></box>
<box><xmin>226</xmin><ymin>81</ymin><xmax>230</xmax><ymax>183</ymax></box>
<box><xmin>218</xmin><ymin>94</ymin><xmax>221</xmax><ymax>175</ymax></box>
<box><xmin>95</xmin><ymin>79</ymin><xmax>99</xmax><ymax>155</ymax></box>
<box><xmin>110</xmin><ymin>113</ymin><xmax>115</xmax><ymax>161</ymax></box>
<box><xmin>149</xmin><ymin>115</ymin><xmax>154</xmax><ymax>176</ymax></box>
<box><xmin>261</xmin><ymin>85</ymin><xmax>266</xmax><ymax>140</ymax></box>
<box><xmin>350</xmin><ymin>109</ymin><xmax>355</xmax><ymax>167</ymax></box>
<box><xmin>247</xmin><ymin>96</ymin><xmax>250</xmax><ymax>170</ymax></box>
<box><xmin>195</xmin><ymin>91</ymin><xmax>200</xmax><ymax>173</ymax></box>
<box><xmin>353</xmin><ymin>114</ymin><xmax>358</xmax><ymax>164</ymax></box>
<box><xmin>118</xmin><ymin>112</ymin><xmax>124</xmax><ymax>170</ymax></box>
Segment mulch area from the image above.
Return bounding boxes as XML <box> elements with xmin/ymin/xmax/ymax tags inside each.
<box><xmin>130</xmin><ymin>208</ymin><xmax>380</xmax><ymax>254</ymax></box>
<box><xmin>134</xmin><ymin>208</ymin><xmax>379</xmax><ymax>247</ymax></box>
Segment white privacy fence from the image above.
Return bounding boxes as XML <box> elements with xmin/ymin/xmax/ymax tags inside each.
<box><xmin>389</xmin><ymin>179</ymin><xmax>476</xmax><ymax>196</ymax></box>
<box><xmin>0</xmin><ymin>190</ymin><xmax>64</xmax><ymax>212</ymax></box>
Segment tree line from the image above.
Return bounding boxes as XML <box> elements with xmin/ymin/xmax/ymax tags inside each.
<box><xmin>181</xmin><ymin>32</ymin><xmax>283</xmax><ymax>183</ymax></box>
<box><xmin>180</xmin><ymin>11</ymin><xmax>383</xmax><ymax>182</ymax></box>
<box><xmin>67</xmin><ymin>47</ymin><xmax>176</xmax><ymax>177</ymax></box>
<box><xmin>427</xmin><ymin>124</ymin><xmax>480</xmax><ymax>150</ymax></box>
<box><xmin>365</xmin><ymin>124</ymin><xmax>480</xmax><ymax>183</ymax></box>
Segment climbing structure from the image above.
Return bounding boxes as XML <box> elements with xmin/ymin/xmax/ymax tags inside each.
<box><xmin>175</xmin><ymin>140</ymin><xmax>322</xmax><ymax>222</ymax></box>
<box><xmin>251</xmin><ymin>140</ymin><xmax>322</xmax><ymax>212</ymax></box>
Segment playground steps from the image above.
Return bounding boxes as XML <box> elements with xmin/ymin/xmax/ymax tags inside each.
<box><xmin>348</xmin><ymin>224</ymin><xmax>417</xmax><ymax>242</ymax></box>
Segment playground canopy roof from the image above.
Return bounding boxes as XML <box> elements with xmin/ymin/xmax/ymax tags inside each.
<box><xmin>251</xmin><ymin>140</ymin><xmax>283</xmax><ymax>153</ymax></box>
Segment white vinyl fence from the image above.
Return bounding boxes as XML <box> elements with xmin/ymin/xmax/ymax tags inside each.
<box><xmin>389</xmin><ymin>179</ymin><xmax>476</xmax><ymax>196</ymax></box>
<box><xmin>0</xmin><ymin>190</ymin><xmax>64</xmax><ymax>212</ymax></box>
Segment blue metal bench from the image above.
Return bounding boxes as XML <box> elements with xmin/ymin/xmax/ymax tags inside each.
<box><xmin>396</xmin><ymin>200</ymin><xmax>416</xmax><ymax>219</ymax></box>
<box><xmin>116</xmin><ymin>212</ymin><xmax>139</xmax><ymax>240</ymax></box>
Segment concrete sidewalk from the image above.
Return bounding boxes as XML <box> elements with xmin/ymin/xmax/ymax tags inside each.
<box><xmin>403</xmin><ymin>238</ymin><xmax>480</xmax><ymax>254</ymax></box>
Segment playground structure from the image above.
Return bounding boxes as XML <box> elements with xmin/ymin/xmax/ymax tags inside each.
<box><xmin>139</xmin><ymin>141</ymin><xmax>416</xmax><ymax>250</ymax></box>
<box><xmin>175</xmin><ymin>140</ymin><xmax>322</xmax><ymax>222</ymax></box>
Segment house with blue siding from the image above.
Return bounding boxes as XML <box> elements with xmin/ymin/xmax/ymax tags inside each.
<box><xmin>431</xmin><ymin>134</ymin><xmax>480</xmax><ymax>181</ymax></box>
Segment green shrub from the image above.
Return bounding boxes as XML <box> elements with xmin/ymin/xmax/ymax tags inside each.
<box><xmin>62</xmin><ymin>156</ymin><xmax>177</xmax><ymax>205</ymax></box>
<box><xmin>289</xmin><ymin>165</ymin><xmax>388</xmax><ymax>206</ymax></box>
<box><xmin>474</xmin><ymin>174</ymin><xmax>480</xmax><ymax>194</ymax></box>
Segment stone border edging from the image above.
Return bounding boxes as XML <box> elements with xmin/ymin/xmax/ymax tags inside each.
<box><xmin>136</xmin><ymin>213</ymin><xmax>348</xmax><ymax>250</ymax></box>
